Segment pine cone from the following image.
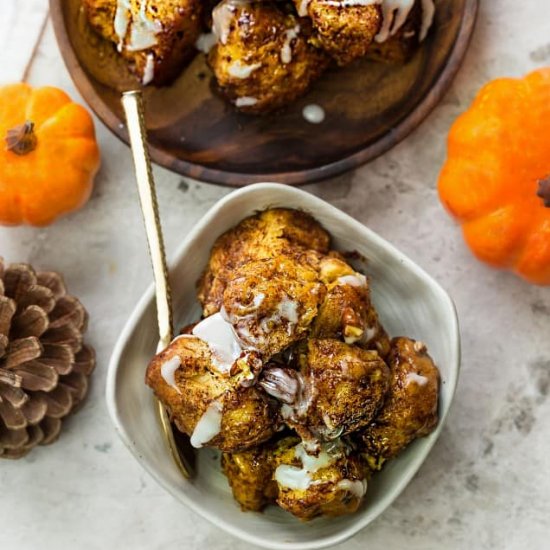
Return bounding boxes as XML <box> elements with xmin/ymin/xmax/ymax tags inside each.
<box><xmin>0</xmin><ymin>260</ymin><xmax>95</xmax><ymax>459</ymax></box>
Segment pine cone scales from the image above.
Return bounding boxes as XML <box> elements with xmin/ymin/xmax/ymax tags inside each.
<box><xmin>0</xmin><ymin>260</ymin><xmax>95</xmax><ymax>459</ymax></box>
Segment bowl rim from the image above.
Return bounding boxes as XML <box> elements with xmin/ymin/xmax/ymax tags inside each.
<box><xmin>50</xmin><ymin>0</ymin><xmax>478</xmax><ymax>187</ymax></box>
<box><xmin>106</xmin><ymin>183</ymin><xmax>461</xmax><ymax>549</ymax></box>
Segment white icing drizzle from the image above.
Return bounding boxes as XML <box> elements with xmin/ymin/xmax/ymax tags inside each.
<box><xmin>278</xmin><ymin>296</ymin><xmax>299</xmax><ymax>325</ymax></box>
<box><xmin>376</xmin><ymin>0</ymin><xmax>434</xmax><ymax>44</ymax></box>
<box><xmin>307</xmin><ymin>0</ymin><xmax>433</xmax><ymax>45</ymax></box>
<box><xmin>114</xmin><ymin>0</ymin><xmax>162</xmax><ymax>52</ymax></box>
<box><xmin>297</xmin><ymin>0</ymin><xmax>312</xmax><ymax>16</ymax></box>
<box><xmin>376</xmin><ymin>0</ymin><xmax>415</xmax><ymax>43</ymax></box>
<box><xmin>260</xmin><ymin>368</ymin><xmax>302</xmax><ymax>405</ymax></box>
<box><xmin>212</xmin><ymin>0</ymin><xmax>248</xmax><ymax>45</ymax></box>
<box><xmin>419</xmin><ymin>0</ymin><xmax>435</xmax><ymax>41</ymax></box>
<box><xmin>302</xmin><ymin>104</ymin><xmax>325</xmax><ymax>124</ymax></box>
<box><xmin>405</xmin><ymin>372</ymin><xmax>428</xmax><ymax>387</ymax></box>
<box><xmin>338</xmin><ymin>273</ymin><xmax>367</xmax><ymax>288</ymax></box>
<box><xmin>126</xmin><ymin>1</ymin><xmax>163</xmax><ymax>52</ymax></box>
<box><xmin>228</xmin><ymin>293</ymin><xmax>300</xmax><ymax>344</ymax></box>
<box><xmin>350</xmin><ymin>325</ymin><xmax>378</xmax><ymax>346</ymax></box>
<box><xmin>258</xmin><ymin>296</ymin><xmax>299</xmax><ymax>337</ymax></box>
<box><xmin>364</xmin><ymin>325</ymin><xmax>378</xmax><ymax>342</ymax></box>
<box><xmin>228</xmin><ymin>61</ymin><xmax>262</xmax><ymax>79</ymax></box>
<box><xmin>253</xmin><ymin>293</ymin><xmax>265</xmax><ymax>308</ymax></box>
<box><xmin>114</xmin><ymin>0</ymin><xmax>132</xmax><ymax>51</ymax></box>
<box><xmin>190</xmin><ymin>400</ymin><xmax>223</xmax><ymax>448</ymax></box>
<box><xmin>281</xmin><ymin>25</ymin><xmax>300</xmax><ymax>64</ymax></box>
<box><xmin>413</xmin><ymin>340</ymin><xmax>427</xmax><ymax>353</ymax></box>
<box><xmin>192</xmin><ymin>312</ymin><xmax>243</xmax><ymax>373</ymax></box>
<box><xmin>274</xmin><ymin>441</ymin><xmax>345</xmax><ymax>491</ymax></box>
<box><xmin>281</xmin><ymin>403</ymin><xmax>295</xmax><ymax>420</ymax></box>
<box><xmin>235</xmin><ymin>97</ymin><xmax>258</xmax><ymax>107</ymax></box>
<box><xmin>142</xmin><ymin>53</ymin><xmax>155</xmax><ymax>85</ymax></box>
<box><xmin>160</xmin><ymin>356</ymin><xmax>181</xmax><ymax>392</ymax></box>
<box><xmin>285</xmin><ymin>381</ymin><xmax>313</xmax><ymax>419</ymax></box>
<box><xmin>336</xmin><ymin>479</ymin><xmax>368</xmax><ymax>499</ymax></box>
<box><xmin>195</xmin><ymin>32</ymin><xmax>217</xmax><ymax>54</ymax></box>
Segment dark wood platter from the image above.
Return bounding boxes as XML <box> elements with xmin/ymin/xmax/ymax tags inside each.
<box><xmin>50</xmin><ymin>0</ymin><xmax>478</xmax><ymax>186</ymax></box>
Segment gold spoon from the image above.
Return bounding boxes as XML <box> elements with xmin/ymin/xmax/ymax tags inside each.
<box><xmin>121</xmin><ymin>90</ymin><xmax>194</xmax><ymax>479</ymax></box>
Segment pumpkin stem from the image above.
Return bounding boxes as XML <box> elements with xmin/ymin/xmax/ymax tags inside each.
<box><xmin>5</xmin><ymin>121</ymin><xmax>37</xmax><ymax>155</ymax></box>
<box><xmin>537</xmin><ymin>176</ymin><xmax>550</xmax><ymax>208</ymax></box>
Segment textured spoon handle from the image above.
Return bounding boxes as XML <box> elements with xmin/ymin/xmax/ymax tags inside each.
<box><xmin>121</xmin><ymin>91</ymin><xmax>173</xmax><ymax>349</ymax></box>
<box><xmin>122</xmin><ymin>90</ymin><xmax>193</xmax><ymax>479</ymax></box>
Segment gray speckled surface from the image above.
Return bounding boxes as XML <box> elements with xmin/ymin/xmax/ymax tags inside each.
<box><xmin>1</xmin><ymin>2</ymin><xmax>550</xmax><ymax>549</ymax></box>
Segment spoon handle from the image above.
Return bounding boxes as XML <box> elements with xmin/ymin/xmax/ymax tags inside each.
<box><xmin>122</xmin><ymin>91</ymin><xmax>173</xmax><ymax>349</ymax></box>
<box><xmin>121</xmin><ymin>90</ymin><xmax>193</xmax><ymax>479</ymax></box>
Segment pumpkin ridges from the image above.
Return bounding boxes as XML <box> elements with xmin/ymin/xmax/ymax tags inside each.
<box><xmin>21</xmin><ymin>138</ymin><xmax>98</xmax><ymax>226</ymax></box>
<box><xmin>462</xmin><ymin>201</ymin><xmax>533</xmax><ymax>268</ymax></box>
<box><xmin>515</xmin><ymin>217</ymin><xmax>550</xmax><ymax>285</ymax></box>
<box><xmin>448</xmin><ymin>111</ymin><xmax>516</xmax><ymax>156</ymax></box>
<box><xmin>0</xmin><ymin>84</ymin><xmax>32</xmax><ymax>134</ymax></box>
<box><xmin>24</xmin><ymin>87</ymin><xmax>72</xmax><ymax>130</ymax></box>
<box><xmin>38</xmin><ymin>103</ymin><xmax>98</xmax><ymax>142</ymax></box>
<box><xmin>0</xmin><ymin>188</ymin><xmax>22</xmax><ymax>226</ymax></box>
<box><xmin>46</xmin><ymin>137</ymin><xmax>100</xmax><ymax>176</ymax></box>
<box><xmin>525</xmin><ymin>67</ymin><xmax>550</xmax><ymax>93</ymax></box>
<box><xmin>438</xmin><ymin>155</ymin><xmax>511</xmax><ymax>222</ymax></box>
<box><xmin>18</xmin><ymin>158</ymin><xmax>95</xmax><ymax>227</ymax></box>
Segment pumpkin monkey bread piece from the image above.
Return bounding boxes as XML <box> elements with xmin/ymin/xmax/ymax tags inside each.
<box><xmin>223</xmin><ymin>436</ymin><xmax>368</xmax><ymax>520</ymax></box>
<box><xmin>83</xmin><ymin>0</ymin><xmax>202</xmax><ymax>85</ymax></box>
<box><xmin>208</xmin><ymin>0</ymin><xmax>330</xmax><ymax>113</ymax></box>
<box><xmin>222</xmin><ymin>256</ymin><xmax>326</xmax><ymax>358</ymax></box>
<box><xmin>221</xmin><ymin>437</ymin><xmax>294</xmax><ymax>512</ymax></box>
<box><xmin>260</xmin><ymin>339</ymin><xmax>389</xmax><ymax>449</ymax></box>
<box><xmin>197</xmin><ymin>208</ymin><xmax>331</xmax><ymax>317</ymax></box>
<box><xmin>356</xmin><ymin>337</ymin><xmax>440</xmax><ymax>470</ymax></box>
<box><xmin>294</xmin><ymin>0</ymin><xmax>382</xmax><ymax>66</ymax></box>
<box><xmin>312</xmin><ymin>255</ymin><xmax>391</xmax><ymax>357</ymax></box>
<box><xmin>146</xmin><ymin>335</ymin><xmax>278</xmax><ymax>453</ymax></box>
<box><xmin>273</xmin><ymin>437</ymin><xmax>368</xmax><ymax>520</ymax></box>
<box><xmin>367</xmin><ymin>0</ymin><xmax>431</xmax><ymax>64</ymax></box>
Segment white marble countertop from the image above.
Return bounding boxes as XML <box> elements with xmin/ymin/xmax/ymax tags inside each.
<box><xmin>1</xmin><ymin>1</ymin><xmax>549</xmax><ymax>549</ymax></box>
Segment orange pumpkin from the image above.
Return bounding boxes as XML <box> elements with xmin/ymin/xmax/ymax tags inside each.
<box><xmin>0</xmin><ymin>83</ymin><xmax>100</xmax><ymax>226</ymax></box>
<box><xmin>438</xmin><ymin>68</ymin><xmax>550</xmax><ymax>285</ymax></box>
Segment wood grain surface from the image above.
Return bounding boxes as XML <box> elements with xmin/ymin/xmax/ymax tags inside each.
<box><xmin>49</xmin><ymin>0</ymin><xmax>478</xmax><ymax>186</ymax></box>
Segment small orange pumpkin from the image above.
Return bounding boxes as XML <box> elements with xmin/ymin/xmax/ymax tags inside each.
<box><xmin>0</xmin><ymin>83</ymin><xmax>100</xmax><ymax>226</ymax></box>
<box><xmin>438</xmin><ymin>68</ymin><xmax>550</xmax><ymax>285</ymax></box>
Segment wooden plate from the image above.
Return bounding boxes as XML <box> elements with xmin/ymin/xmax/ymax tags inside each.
<box><xmin>50</xmin><ymin>0</ymin><xmax>478</xmax><ymax>186</ymax></box>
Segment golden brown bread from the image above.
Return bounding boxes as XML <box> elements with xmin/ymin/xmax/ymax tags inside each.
<box><xmin>356</xmin><ymin>337</ymin><xmax>440</xmax><ymax>470</ymax></box>
<box><xmin>145</xmin><ymin>335</ymin><xmax>278</xmax><ymax>452</ymax></box>
<box><xmin>223</xmin><ymin>435</ymin><xmax>368</xmax><ymax>520</ymax></box>
<box><xmin>198</xmin><ymin>208</ymin><xmax>330</xmax><ymax>317</ymax></box>
<box><xmin>367</xmin><ymin>0</ymin><xmax>424</xmax><ymax>64</ymax></box>
<box><xmin>273</xmin><ymin>438</ymin><xmax>367</xmax><ymax>520</ymax></box>
<box><xmin>221</xmin><ymin>439</ymin><xmax>284</xmax><ymax>512</ymax></box>
<box><xmin>296</xmin><ymin>0</ymin><xmax>382</xmax><ymax>66</ymax></box>
<box><xmin>260</xmin><ymin>339</ymin><xmax>389</xmax><ymax>449</ymax></box>
<box><xmin>207</xmin><ymin>1</ymin><xmax>330</xmax><ymax>113</ymax></box>
<box><xmin>312</xmin><ymin>256</ymin><xmax>391</xmax><ymax>357</ymax></box>
<box><xmin>222</xmin><ymin>256</ymin><xmax>326</xmax><ymax>358</ymax></box>
<box><xmin>303</xmin><ymin>339</ymin><xmax>390</xmax><ymax>438</ymax></box>
<box><xmin>83</xmin><ymin>0</ymin><xmax>202</xmax><ymax>85</ymax></box>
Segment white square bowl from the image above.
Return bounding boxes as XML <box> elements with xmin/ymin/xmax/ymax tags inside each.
<box><xmin>107</xmin><ymin>183</ymin><xmax>460</xmax><ymax>550</ymax></box>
